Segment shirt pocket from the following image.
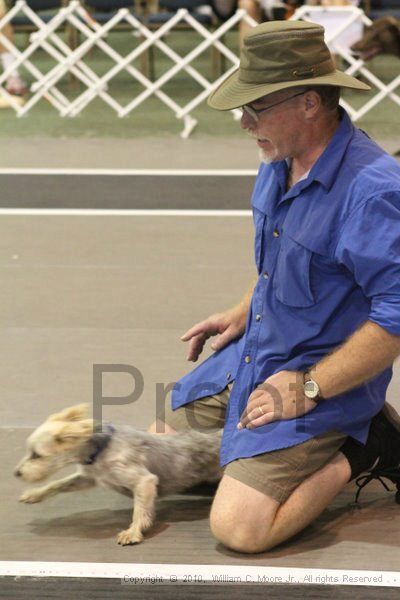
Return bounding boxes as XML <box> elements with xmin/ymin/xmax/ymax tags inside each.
<box><xmin>274</xmin><ymin>234</ymin><xmax>315</xmax><ymax>308</ymax></box>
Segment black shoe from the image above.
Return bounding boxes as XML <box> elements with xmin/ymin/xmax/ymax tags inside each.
<box><xmin>355</xmin><ymin>465</ymin><xmax>400</xmax><ymax>504</ymax></box>
<box><xmin>340</xmin><ymin>403</ymin><xmax>400</xmax><ymax>504</ymax></box>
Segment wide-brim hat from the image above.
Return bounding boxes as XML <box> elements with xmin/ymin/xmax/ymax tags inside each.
<box><xmin>208</xmin><ymin>20</ymin><xmax>370</xmax><ymax>111</ymax></box>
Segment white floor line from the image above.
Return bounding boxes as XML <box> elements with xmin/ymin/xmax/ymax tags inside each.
<box><xmin>0</xmin><ymin>561</ymin><xmax>398</xmax><ymax>586</ymax></box>
<box><xmin>0</xmin><ymin>208</ymin><xmax>252</xmax><ymax>217</ymax></box>
<box><xmin>0</xmin><ymin>168</ymin><xmax>258</xmax><ymax>176</ymax></box>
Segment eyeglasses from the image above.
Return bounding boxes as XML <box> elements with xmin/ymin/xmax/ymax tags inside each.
<box><xmin>241</xmin><ymin>91</ymin><xmax>306</xmax><ymax>122</ymax></box>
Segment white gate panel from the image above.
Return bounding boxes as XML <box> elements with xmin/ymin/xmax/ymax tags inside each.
<box><xmin>0</xmin><ymin>2</ymin><xmax>398</xmax><ymax>135</ymax></box>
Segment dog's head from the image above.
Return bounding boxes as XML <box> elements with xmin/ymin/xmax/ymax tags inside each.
<box><xmin>14</xmin><ymin>404</ymin><xmax>94</xmax><ymax>482</ymax></box>
<box><xmin>352</xmin><ymin>17</ymin><xmax>400</xmax><ymax>60</ymax></box>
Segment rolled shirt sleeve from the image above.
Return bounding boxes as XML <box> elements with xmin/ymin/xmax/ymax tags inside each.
<box><xmin>335</xmin><ymin>192</ymin><xmax>400</xmax><ymax>335</ymax></box>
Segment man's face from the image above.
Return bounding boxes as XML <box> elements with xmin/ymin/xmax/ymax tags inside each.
<box><xmin>240</xmin><ymin>89</ymin><xmax>306</xmax><ymax>164</ymax></box>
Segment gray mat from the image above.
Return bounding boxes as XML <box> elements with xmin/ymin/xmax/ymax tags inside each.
<box><xmin>0</xmin><ymin>175</ymin><xmax>255</xmax><ymax>210</ymax></box>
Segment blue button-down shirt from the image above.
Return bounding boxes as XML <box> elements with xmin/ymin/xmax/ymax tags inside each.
<box><xmin>172</xmin><ymin>110</ymin><xmax>400</xmax><ymax>466</ymax></box>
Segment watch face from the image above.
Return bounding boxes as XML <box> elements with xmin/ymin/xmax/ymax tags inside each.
<box><xmin>304</xmin><ymin>380</ymin><xmax>319</xmax><ymax>399</ymax></box>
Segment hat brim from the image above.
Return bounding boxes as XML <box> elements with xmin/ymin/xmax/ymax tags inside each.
<box><xmin>207</xmin><ymin>69</ymin><xmax>371</xmax><ymax>111</ymax></box>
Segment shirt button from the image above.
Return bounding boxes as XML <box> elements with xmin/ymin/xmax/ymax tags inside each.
<box><xmin>226</xmin><ymin>372</ymin><xmax>231</xmax><ymax>380</ymax></box>
<box><xmin>255</xmin><ymin>314</ymin><xmax>261</xmax><ymax>321</ymax></box>
<box><xmin>245</xmin><ymin>355</ymin><xmax>251</xmax><ymax>363</ymax></box>
<box><xmin>263</xmin><ymin>272</ymin><xmax>269</xmax><ymax>279</ymax></box>
<box><xmin>273</xmin><ymin>229</ymin><xmax>280</xmax><ymax>238</ymax></box>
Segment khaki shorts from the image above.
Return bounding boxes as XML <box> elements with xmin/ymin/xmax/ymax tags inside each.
<box><xmin>162</xmin><ymin>386</ymin><xmax>348</xmax><ymax>503</ymax></box>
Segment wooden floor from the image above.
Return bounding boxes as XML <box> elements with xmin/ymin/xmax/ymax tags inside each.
<box><xmin>1</xmin><ymin>202</ymin><xmax>400</xmax><ymax>594</ymax></box>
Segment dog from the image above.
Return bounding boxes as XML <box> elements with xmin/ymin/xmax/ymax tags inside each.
<box><xmin>351</xmin><ymin>16</ymin><xmax>400</xmax><ymax>61</ymax></box>
<box><xmin>14</xmin><ymin>404</ymin><xmax>222</xmax><ymax>545</ymax></box>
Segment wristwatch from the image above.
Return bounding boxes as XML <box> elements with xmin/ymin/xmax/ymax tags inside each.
<box><xmin>303</xmin><ymin>373</ymin><xmax>323</xmax><ymax>403</ymax></box>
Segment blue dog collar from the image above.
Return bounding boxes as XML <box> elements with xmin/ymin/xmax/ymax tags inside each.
<box><xmin>83</xmin><ymin>423</ymin><xmax>115</xmax><ymax>465</ymax></box>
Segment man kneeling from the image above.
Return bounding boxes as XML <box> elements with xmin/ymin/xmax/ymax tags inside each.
<box><xmin>149</xmin><ymin>21</ymin><xmax>400</xmax><ymax>553</ymax></box>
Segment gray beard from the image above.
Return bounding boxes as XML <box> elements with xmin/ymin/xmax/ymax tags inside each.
<box><xmin>259</xmin><ymin>148</ymin><xmax>274</xmax><ymax>165</ymax></box>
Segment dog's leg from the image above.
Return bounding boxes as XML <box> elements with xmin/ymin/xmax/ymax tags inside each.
<box><xmin>19</xmin><ymin>472</ymin><xmax>95</xmax><ymax>504</ymax></box>
<box><xmin>117</xmin><ymin>472</ymin><xmax>158</xmax><ymax>546</ymax></box>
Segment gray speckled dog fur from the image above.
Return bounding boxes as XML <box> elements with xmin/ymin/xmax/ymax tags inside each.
<box><xmin>15</xmin><ymin>404</ymin><xmax>222</xmax><ymax>545</ymax></box>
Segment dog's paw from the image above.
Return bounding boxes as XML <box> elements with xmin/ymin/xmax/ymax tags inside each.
<box><xmin>117</xmin><ymin>529</ymin><xmax>143</xmax><ymax>546</ymax></box>
<box><xmin>19</xmin><ymin>489</ymin><xmax>45</xmax><ymax>503</ymax></box>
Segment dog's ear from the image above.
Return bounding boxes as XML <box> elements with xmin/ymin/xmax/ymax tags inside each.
<box><xmin>376</xmin><ymin>16</ymin><xmax>400</xmax><ymax>35</ymax></box>
<box><xmin>55</xmin><ymin>419</ymin><xmax>94</xmax><ymax>445</ymax></box>
<box><xmin>48</xmin><ymin>404</ymin><xmax>90</xmax><ymax>423</ymax></box>
<box><xmin>385</xmin><ymin>16</ymin><xmax>400</xmax><ymax>28</ymax></box>
<box><xmin>390</xmin><ymin>19</ymin><xmax>400</xmax><ymax>36</ymax></box>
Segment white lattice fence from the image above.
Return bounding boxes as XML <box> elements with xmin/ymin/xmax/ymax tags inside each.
<box><xmin>0</xmin><ymin>1</ymin><xmax>257</xmax><ymax>136</ymax></box>
<box><xmin>0</xmin><ymin>3</ymin><xmax>399</xmax><ymax>135</ymax></box>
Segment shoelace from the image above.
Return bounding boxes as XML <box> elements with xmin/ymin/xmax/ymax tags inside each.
<box><xmin>354</xmin><ymin>466</ymin><xmax>400</xmax><ymax>504</ymax></box>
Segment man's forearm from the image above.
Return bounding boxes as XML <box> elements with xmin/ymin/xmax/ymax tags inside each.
<box><xmin>234</xmin><ymin>278</ymin><xmax>257</xmax><ymax>320</ymax></box>
<box><xmin>309</xmin><ymin>321</ymin><xmax>400</xmax><ymax>399</ymax></box>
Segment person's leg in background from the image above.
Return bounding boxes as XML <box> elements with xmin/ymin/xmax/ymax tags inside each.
<box><xmin>0</xmin><ymin>0</ymin><xmax>28</xmax><ymax>99</ymax></box>
<box><xmin>237</xmin><ymin>0</ymin><xmax>299</xmax><ymax>47</ymax></box>
<box><xmin>238</xmin><ymin>0</ymin><xmax>262</xmax><ymax>46</ymax></box>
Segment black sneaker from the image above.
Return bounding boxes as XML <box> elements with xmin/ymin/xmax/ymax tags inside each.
<box><xmin>341</xmin><ymin>403</ymin><xmax>400</xmax><ymax>504</ymax></box>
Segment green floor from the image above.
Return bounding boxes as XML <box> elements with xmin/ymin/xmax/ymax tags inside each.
<box><xmin>0</xmin><ymin>26</ymin><xmax>399</xmax><ymax>140</ymax></box>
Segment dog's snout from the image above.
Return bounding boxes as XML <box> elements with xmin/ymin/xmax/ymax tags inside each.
<box><xmin>14</xmin><ymin>468</ymin><xmax>22</xmax><ymax>477</ymax></box>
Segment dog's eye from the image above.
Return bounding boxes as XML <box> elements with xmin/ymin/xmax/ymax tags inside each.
<box><xmin>30</xmin><ymin>451</ymin><xmax>41</xmax><ymax>460</ymax></box>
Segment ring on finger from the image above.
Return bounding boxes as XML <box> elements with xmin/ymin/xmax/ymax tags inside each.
<box><xmin>258</xmin><ymin>405</ymin><xmax>264</xmax><ymax>416</ymax></box>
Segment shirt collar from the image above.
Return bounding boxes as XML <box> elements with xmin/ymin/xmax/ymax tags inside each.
<box><xmin>307</xmin><ymin>108</ymin><xmax>355</xmax><ymax>191</ymax></box>
<box><xmin>286</xmin><ymin>158</ymin><xmax>310</xmax><ymax>183</ymax></box>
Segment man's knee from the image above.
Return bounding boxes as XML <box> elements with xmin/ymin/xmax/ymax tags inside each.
<box><xmin>209</xmin><ymin>475</ymin><xmax>279</xmax><ymax>553</ymax></box>
<box><xmin>210</xmin><ymin>501</ymin><xmax>275</xmax><ymax>553</ymax></box>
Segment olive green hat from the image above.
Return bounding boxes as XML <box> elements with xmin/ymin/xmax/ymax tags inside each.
<box><xmin>208</xmin><ymin>20</ymin><xmax>370</xmax><ymax>110</ymax></box>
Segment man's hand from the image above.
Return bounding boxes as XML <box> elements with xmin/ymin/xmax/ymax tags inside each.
<box><xmin>238</xmin><ymin>370</ymin><xmax>317</xmax><ymax>430</ymax></box>
<box><xmin>181</xmin><ymin>305</ymin><xmax>247</xmax><ymax>362</ymax></box>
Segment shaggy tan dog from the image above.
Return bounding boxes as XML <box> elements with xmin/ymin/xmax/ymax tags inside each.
<box><xmin>15</xmin><ymin>404</ymin><xmax>222</xmax><ymax>545</ymax></box>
